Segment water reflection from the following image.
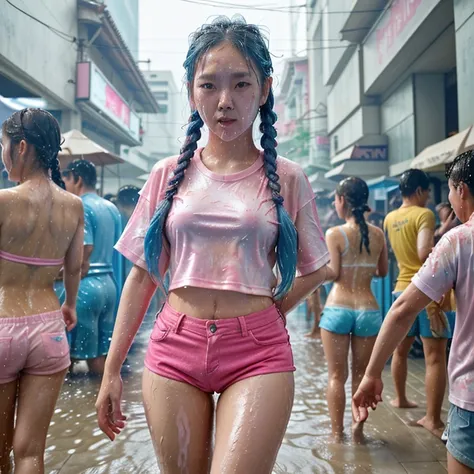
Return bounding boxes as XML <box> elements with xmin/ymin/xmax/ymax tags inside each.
<box><xmin>45</xmin><ymin>308</ymin><xmax>437</xmax><ymax>473</ymax></box>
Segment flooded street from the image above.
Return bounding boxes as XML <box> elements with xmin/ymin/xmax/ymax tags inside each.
<box><xmin>45</xmin><ymin>306</ymin><xmax>448</xmax><ymax>473</ymax></box>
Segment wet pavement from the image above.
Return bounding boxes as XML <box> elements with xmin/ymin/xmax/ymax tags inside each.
<box><xmin>44</xmin><ymin>306</ymin><xmax>449</xmax><ymax>473</ymax></box>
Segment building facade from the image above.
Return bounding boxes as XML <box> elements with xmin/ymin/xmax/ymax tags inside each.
<box><xmin>306</xmin><ymin>0</ymin><xmax>474</xmax><ymax>197</ymax></box>
<box><xmin>0</xmin><ymin>0</ymin><xmax>158</xmax><ymax>193</ymax></box>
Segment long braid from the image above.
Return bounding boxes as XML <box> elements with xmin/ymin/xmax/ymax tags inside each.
<box><xmin>260</xmin><ymin>90</ymin><xmax>298</xmax><ymax>300</ymax></box>
<box><xmin>352</xmin><ymin>205</ymin><xmax>371</xmax><ymax>254</ymax></box>
<box><xmin>144</xmin><ymin>109</ymin><xmax>203</xmax><ymax>285</ymax></box>
<box><xmin>50</xmin><ymin>155</ymin><xmax>65</xmax><ymax>189</ymax></box>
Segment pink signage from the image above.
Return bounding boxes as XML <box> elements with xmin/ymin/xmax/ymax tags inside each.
<box><xmin>376</xmin><ymin>0</ymin><xmax>423</xmax><ymax>65</ymax></box>
<box><xmin>105</xmin><ymin>84</ymin><xmax>130</xmax><ymax>128</ymax></box>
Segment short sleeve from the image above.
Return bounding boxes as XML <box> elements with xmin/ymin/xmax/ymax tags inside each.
<box><xmin>292</xmin><ymin>173</ymin><xmax>330</xmax><ymax>276</ymax></box>
<box><xmin>417</xmin><ymin>209</ymin><xmax>436</xmax><ymax>233</ymax></box>
<box><xmin>114</xmin><ymin>159</ymin><xmax>174</xmax><ymax>275</ymax></box>
<box><xmin>412</xmin><ymin>234</ymin><xmax>457</xmax><ymax>302</ymax></box>
<box><xmin>83</xmin><ymin>206</ymin><xmax>94</xmax><ymax>246</ymax></box>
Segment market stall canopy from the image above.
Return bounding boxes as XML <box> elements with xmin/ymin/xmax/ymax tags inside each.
<box><xmin>411</xmin><ymin>126</ymin><xmax>474</xmax><ymax>172</ymax></box>
<box><xmin>59</xmin><ymin>129</ymin><xmax>124</xmax><ymax>167</ymax></box>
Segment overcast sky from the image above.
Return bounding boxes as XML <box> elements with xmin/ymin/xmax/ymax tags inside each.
<box><xmin>138</xmin><ymin>0</ymin><xmax>306</xmax><ymax>95</ymax></box>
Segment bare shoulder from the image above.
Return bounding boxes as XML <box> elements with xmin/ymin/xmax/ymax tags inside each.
<box><xmin>326</xmin><ymin>225</ymin><xmax>342</xmax><ymax>242</ymax></box>
<box><xmin>368</xmin><ymin>223</ymin><xmax>385</xmax><ymax>238</ymax></box>
<box><xmin>55</xmin><ymin>186</ymin><xmax>83</xmax><ymax>215</ymax></box>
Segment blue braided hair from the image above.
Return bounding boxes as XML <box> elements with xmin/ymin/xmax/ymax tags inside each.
<box><xmin>144</xmin><ymin>15</ymin><xmax>298</xmax><ymax>298</ymax></box>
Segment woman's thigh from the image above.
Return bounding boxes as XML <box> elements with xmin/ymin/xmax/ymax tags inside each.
<box><xmin>142</xmin><ymin>368</ymin><xmax>214</xmax><ymax>474</ymax></box>
<box><xmin>211</xmin><ymin>372</ymin><xmax>294</xmax><ymax>474</ymax></box>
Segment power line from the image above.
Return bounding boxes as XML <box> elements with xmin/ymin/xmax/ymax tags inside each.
<box><xmin>178</xmin><ymin>0</ymin><xmax>385</xmax><ymax>16</ymax></box>
<box><xmin>5</xmin><ymin>0</ymin><xmax>77</xmax><ymax>43</ymax></box>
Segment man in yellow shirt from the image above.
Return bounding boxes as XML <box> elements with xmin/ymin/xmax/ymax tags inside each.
<box><xmin>384</xmin><ymin>169</ymin><xmax>450</xmax><ymax>438</ymax></box>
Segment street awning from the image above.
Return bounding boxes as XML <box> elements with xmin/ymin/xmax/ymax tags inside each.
<box><xmin>59</xmin><ymin>129</ymin><xmax>124</xmax><ymax>167</ymax></box>
<box><xmin>325</xmin><ymin>160</ymin><xmax>389</xmax><ymax>180</ymax></box>
<box><xmin>307</xmin><ymin>172</ymin><xmax>337</xmax><ymax>193</ymax></box>
<box><xmin>411</xmin><ymin>126</ymin><xmax>474</xmax><ymax>171</ymax></box>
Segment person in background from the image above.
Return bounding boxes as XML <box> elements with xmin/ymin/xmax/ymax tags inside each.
<box><xmin>0</xmin><ymin>108</ymin><xmax>83</xmax><ymax>473</ymax></box>
<box><xmin>61</xmin><ymin>160</ymin><xmax>123</xmax><ymax>375</ymax></box>
<box><xmin>320</xmin><ymin>177</ymin><xmax>388</xmax><ymax>442</ymax></box>
<box><xmin>353</xmin><ymin>150</ymin><xmax>474</xmax><ymax>474</ymax></box>
<box><xmin>384</xmin><ymin>169</ymin><xmax>449</xmax><ymax>438</ymax></box>
<box><xmin>435</xmin><ymin>202</ymin><xmax>460</xmax><ymax>243</ymax></box>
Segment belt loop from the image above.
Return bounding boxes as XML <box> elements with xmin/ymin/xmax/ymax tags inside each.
<box><xmin>174</xmin><ymin>314</ymin><xmax>186</xmax><ymax>333</ymax></box>
<box><xmin>237</xmin><ymin>316</ymin><xmax>248</xmax><ymax>337</ymax></box>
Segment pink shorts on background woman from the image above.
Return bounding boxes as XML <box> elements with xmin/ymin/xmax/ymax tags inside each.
<box><xmin>0</xmin><ymin>311</ymin><xmax>70</xmax><ymax>384</ymax></box>
<box><xmin>145</xmin><ymin>302</ymin><xmax>296</xmax><ymax>393</ymax></box>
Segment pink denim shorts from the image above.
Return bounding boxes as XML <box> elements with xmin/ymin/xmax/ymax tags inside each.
<box><xmin>144</xmin><ymin>302</ymin><xmax>295</xmax><ymax>393</ymax></box>
<box><xmin>0</xmin><ymin>311</ymin><xmax>70</xmax><ymax>384</ymax></box>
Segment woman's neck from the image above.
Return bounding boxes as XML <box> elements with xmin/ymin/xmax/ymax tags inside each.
<box><xmin>19</xmin><ymin>168</ymin><xmax>49</xmax><ymax>184</ymax></box>
<box><xmin>345</xmin><ymin>216</ymin><xmax>357</xmax><ymax>226</ymax></box>
<box><xmin>202</xmin><ymin>130</ymin><xmax>259</xmax><ymax>172</ymax></box>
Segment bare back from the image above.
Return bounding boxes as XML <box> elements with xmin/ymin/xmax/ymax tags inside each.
<box><xmin>0</xmin><ymin>179</ymin><xmax>83</xmax><ymax>317</ymax></box>
<box><xmin>326</xmin><ymin>223</ymin><xmax>386</xmax><ymax>310</ymax></box>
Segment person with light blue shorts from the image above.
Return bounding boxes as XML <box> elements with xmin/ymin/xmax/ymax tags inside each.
<box><xmin>320</xmin><ymin>177</ymin><xmax>388</xmax><ymax>443</ymax></box>
<box><xmin>58</xmin><ymin>160</ymin><xmax>123</xmax><ymax>374</ymax></box>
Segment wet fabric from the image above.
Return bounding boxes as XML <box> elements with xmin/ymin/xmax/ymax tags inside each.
<box><xmin>412</xmin><ymin>212</ymin><xmax>474</xmax><ymax>411</ymax></box>
<box><xmin>68</xmin><ymin>275</ymin><xmax>117</xmax><ymax>359</ymax></box>
<box><xmin>319</xmin><ymin>306</ymin><xmax>382</xmax><ymax>337</ymax></box>
<box><xmin>55</xmin><ymin>193</ymin><xmax>122</xmax><ymax>359</ymax></box>
<box><xmin>392</xmin><ymin>292</ymin><xmax>452</xmax><ymax>339</ymax></box>
<box><xmin>384</xmin><ymin>206</ymin><xmax>436</xmax><ymax>292</ymax></box>
<box><xmin>144</xmin><ymin>302</ymin><xmax>295</xmax><ymax>393</ymax></box>
<box><xmin>115</xmin><ymin>148</ymin><xmax>329</xmax><ymax>297</ymax></box>
<box><xmin>446</xmin><ymin>404</ymin><xmax>474</xmax><ymax>469</ymax></box>
<box><xmin>0</xmin><ymin>311</ymin><xmax>70</xmax><ymax>383</ymax></box>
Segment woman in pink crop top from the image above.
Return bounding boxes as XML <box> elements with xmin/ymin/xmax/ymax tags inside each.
<box><xmin>0</xmin><ymin>109</ymin><xmax>84</xmax><ymax>473</ymax></box>
<box><xmin>96</xmin><ymin>16</ymin><xmax>329</xmax><ymax>473</ymax></box>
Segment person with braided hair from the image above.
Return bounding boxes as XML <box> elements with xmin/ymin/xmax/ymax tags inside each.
<box><xmin>95</xmin><ymin>16</ymin><xmax>329</xmax><ymax>473</ymax></box>
<box><xmin>0</xmin><ymin>108</ymin><xmax>84</xmax><ymax>473</ymax></box>
<box><xmin>319</xmin><ymin>177</ymin><xmax>388</xmax><ymax>443</ymax></box>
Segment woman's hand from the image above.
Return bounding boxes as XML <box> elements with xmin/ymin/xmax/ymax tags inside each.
<box><xmin>61</xmin><ymin>303</ymin><xmax>77</xmax><ymax>332</ymax></box>
<box><xmin>96</xmin><ymin>373</ymin><xmax>127</xmax><ymax>441</ymax></box>
<box><xmin>352</xmin><ymin>374</ymin><xmax>384</xmax><ymax>423</ymax></box>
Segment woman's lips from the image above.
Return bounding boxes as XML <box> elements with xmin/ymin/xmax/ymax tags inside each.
<box><xmin>218</xmin><ymin>119</ymin><xmax>237</xmax><ymax>128</ymax></box>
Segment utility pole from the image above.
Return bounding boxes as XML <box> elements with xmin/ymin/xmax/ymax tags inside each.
<box><xmin>289</xmin><ymin>0</ymin><xmax>298</xmax><ymax>56</ymax></box>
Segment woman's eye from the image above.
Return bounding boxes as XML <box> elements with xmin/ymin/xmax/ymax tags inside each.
<box><xmin>199</xmin><ymin>83</ymin><xmax>214</xmax><ymax>90</ymax></box>
<box><xmin>236</xmin><ymin>82</ymin><xmax>251</xmax><ymax>89</ymax></box>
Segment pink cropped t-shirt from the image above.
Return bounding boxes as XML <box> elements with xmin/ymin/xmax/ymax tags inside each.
<box><xmin>115</xmin><ymin>148</ymin><xmax>329</xmax><ymax>297</ymax></box>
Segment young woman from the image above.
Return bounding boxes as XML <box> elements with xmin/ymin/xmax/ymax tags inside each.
<box><xmin>354</xmin><ymin>151</ymin><xmax>474</xmax><ymax>473</ymax></box>
<box><xmin>320</xmin><ymin>177</ymin><xmax>388</xmax><ymax>443</ymax></box>
<box><xmin>95</xmin><ymin>16</ymin><xmax>329</xmax><ymax>473</ymax></box>
<box><xmin>0</xmin><ymin>109</ymin><xmax>83</xmax><ymax>473</ymax></box>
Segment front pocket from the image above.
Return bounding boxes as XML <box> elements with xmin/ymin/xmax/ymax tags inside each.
<box><xmin>41</xmin><ymin>332</ymin><xmax>69</xmax><ymax>358</ymax></box>
<box><xmin>150</xmin><ymin>317</ymin><xmax>170</xmax><ymax>342</ymax></box>
<box><xmin>249</xmin><ymin>318</ymin><xmax>289</xmax><ymax>346</ymax></box>
<box><xmin>0</xmin><ymin>337</ymin><xmax>12</xmax><ymax>361</ymax></box>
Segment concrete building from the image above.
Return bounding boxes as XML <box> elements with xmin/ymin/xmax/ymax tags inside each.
<box><xmin>0</xmin><ymin>0</ymin><xmax>158</xmax><ymax>193</ymax></box>
<box><xmin>275</xmin><ymin>58</ymin><xmax>311</xmax><ymax>170</ymax></box>
<box><xmin>305</xmin><ymin>0</ymin><xmax>474</xmax><ymax>200</ymax></box>
<box><xmin>141</xmin><ymin>70</ymin><xmax>184</xmax><ymax>161</ymax></box>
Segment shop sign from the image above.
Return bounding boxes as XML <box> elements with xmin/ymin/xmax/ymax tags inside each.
<box><xmin>351</xmin><ymin>146</ymin><xmax>388</xmax><ymax>161</ymax></box>
<box><xmin>76</xmin><ymin>62</ymin><xmax>140</xmax><ymax>142</ymax></box>
<box><xmin>363</xmin><ymin>0</ymin><xmax>441</xmax><ymax>91</ymax></box>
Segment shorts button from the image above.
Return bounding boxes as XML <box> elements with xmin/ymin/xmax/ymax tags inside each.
<box><xmin>209</xmin><ymin>324</ymin><xmax>217</xmax><ymax>333</ymax></box>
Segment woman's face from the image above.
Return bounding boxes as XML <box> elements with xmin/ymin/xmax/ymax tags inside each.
<box><xmin>334</xmin><ymin>193</ymin><xmax>345</xmax><ymax>219</ymax></box>
<box><xmin>191</xmin><ymin>42</ymin><xmax>271</xmax><ymax>143</ymax></box>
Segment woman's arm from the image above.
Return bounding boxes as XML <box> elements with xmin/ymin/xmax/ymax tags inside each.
<box><xmin>279</xmin><ymin>264</ymin><xmax>328</xmax><ymax>315</ymax></box>
<box><xmin>104</xmin><ymin>266</ymin><xmax>158</xmax><ymax>374</ymax></box>
<box><xmin>63</xmin><ymin>203</ymin><xmax>84</xmax><ymax>309</ymax></box>
<box><xmin>324</xmin><ymin>227</ymin><xmax>341</xmax><ymax>282</ymax></box>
